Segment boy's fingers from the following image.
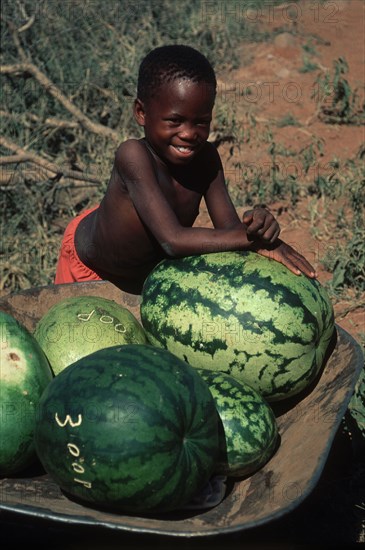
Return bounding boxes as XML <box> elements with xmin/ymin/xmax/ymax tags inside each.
<box><xmin>244</xmin><ymin>209</ymin><xmax>268</xmax><ymax>225</ymax></box>
<box><xmin>284</xmin><ymin>249</ymin><xmax>317</xmax><ymax>278</ymax></box>
<box><xmin>296</xmin><ymin>258</ymin><xmax>317</xmax><ymax>278</ymax></box>
<box><xmin>246</xmin><ymin>215</ymin><xmax>267</xmax><ymax>233</ymax></box>
<box><xmin>242</xmin><ymin>210</ymin><xmax>254</xmax><ymax>224</ymax></box>
<box><xmin>265</xmin><ymin>226</ymin><xmax>281</xmax><ymax>243</ymax></box>
<box><xmin>259</xmin><ymin>242</ymin><xmax>317</xmax><ymax>278</ymax></box>
<box><xmin>259</xmin><ymin>227</ymin><xmax>276</xmax><ymax>241</ymax></box>
<box><xmin>244</xmin><ymin>210</ymin><xmax>281</xmax><ymax>243</ymax></box>
<box><xmin>280</xmin><ymin>256</ymin><xmax>316</xmax><ymax>278</ymax></box>
<box><xmin>257</xmin><ymin>222</ymin><xmax>281</xmax><ymax>242</ymax></box>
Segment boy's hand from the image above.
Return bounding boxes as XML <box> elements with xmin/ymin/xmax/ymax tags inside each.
<box><xmin>243</xmin><ymin>208</ymin><xmax>280</xmax><ymax>244</ymax></box>
<box><xmin>255</xmin><ymin>239</ymin><xmax>317</xmax><ymax>278</ymax></box>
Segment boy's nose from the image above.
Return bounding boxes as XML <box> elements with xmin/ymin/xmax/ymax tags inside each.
<box><xmin>178</xmin><ymin>123</ymin><xmax>198</xmax><ymax>141</ymax></box>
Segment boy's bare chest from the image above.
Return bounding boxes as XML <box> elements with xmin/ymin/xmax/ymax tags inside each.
<box><xmin>159</xmin><ymin>174</ymin><xmax>202</xmax><ymax>225</ymax></box>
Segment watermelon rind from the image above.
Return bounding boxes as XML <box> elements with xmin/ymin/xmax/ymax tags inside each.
<box><xmin>197</xmin><ymin>369</ymin><xmax>278</xmax><ymax>477</ymax></box>
<box><xmin>34</xmin><ymin>295</ymin><xmax>148</xmax><ymax>375</ymax></box>
<box><xmin>0</xmin><ymin>310</ymin><xmax>53</xmax><ymax>475</ymax></box>
<box><xmin>34</xmin><ymin>344</ymin><xmax>220</xmax><ymax>513</ymax></box>
<box><xmin>140</xmin><ymin>251</ymin><xmax>335</xmax><ymax>401</ymax></box>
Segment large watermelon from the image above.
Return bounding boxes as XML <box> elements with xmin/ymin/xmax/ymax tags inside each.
<box><xmin>0</xmin><ymin>310</ymin><xmax>53</xmax><ymax>475</ymax></box>
<box><xmin>34</xmin><ymin>296</ymin><xmax>147</xmax><ymax>375</ymax></box>
<box><xmin>140</xmin><ymin>251</ymin><xmax>335</xmax><ymax>401</ymax></box>
<box><xmin>197</xmin><ymin>369</ymin><xmax>278</xmax><ymax>477</ymax></box>
<box><xmin>34</xmin><ymin>344</ymin><xmax>220</xmax><ymax>513</ymax></box>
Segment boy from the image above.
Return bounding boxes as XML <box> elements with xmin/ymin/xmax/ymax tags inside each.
<box><xmin>55</xmin><ymin>45</ymin><xmax>316</xmax><ymax>294</ymax></box>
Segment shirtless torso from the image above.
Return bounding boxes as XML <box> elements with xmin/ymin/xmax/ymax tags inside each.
<box><xmin>74</xmin><ymin>138</ymin><xmax>224</xmax><ymax>293</ymax></box>
<box><xmin>72</xmin><ymin>77</ymin><xmax>316</xmax><ymax>294</ymax></box>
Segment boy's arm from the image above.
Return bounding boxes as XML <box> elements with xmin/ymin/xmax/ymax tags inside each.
<box><xmin>115</xmin><ymin>140</ymin><xmax>315</xmax><ymax>277</ymax></box>
<box><xmin>202</xmin><ymin>149</ymin><xmax>279</xmax><ymax>243</ymax></box>
<box><xmin>115</xmin><ymin>140</ymin><xmax>254</xmax><ymax>254</ymax></box>
<box><xmin>203</xmin><ymin>154</ymin><xmax>316</xmax><ymax>278</ymax></box>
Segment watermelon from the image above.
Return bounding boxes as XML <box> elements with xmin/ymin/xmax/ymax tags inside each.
<box><xmin>34</xmin><ymin>344</ymin><xmax>220</xmax><ymax>513</ymax></box>
<box><xmin>0</xmin><ymin>310</ymin><xmax>53</xmax><ymax>475</ymax></box>
<box><xmin>34</xmin><ymin>296</ymin><xmax>147</xmax><ymax>375</ymax></box>
<box><xmin>140</xmin><ymin>251</ymin><xmax>335</xmax><ymax>401</ymax></box>
<box><xmin>197</xmin><ymin>369</ymin><xmax>278</xmax><ymax>477</ymax></box>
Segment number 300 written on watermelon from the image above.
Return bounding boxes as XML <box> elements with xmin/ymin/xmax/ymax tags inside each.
<box><xmin>55</xmin><ymin>412</ymin><xmax>92</xmax><ymax>489</ymax></box>
<box><xmin>77</xmin><ymin>309</ymin><xmax>127</xmax><ymax>333</ymax></box>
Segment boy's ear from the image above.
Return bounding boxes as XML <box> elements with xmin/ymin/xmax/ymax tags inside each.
<box><xmin>133</xmin><ymin>99</ymin><xmax>146</xmax><ymax>126</ymax></box>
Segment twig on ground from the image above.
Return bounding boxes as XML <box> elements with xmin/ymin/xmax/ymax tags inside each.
<box><xmin>0</xmin><ymin>136</ymin><xmax>101</xmax><ymax>184</ymax></box>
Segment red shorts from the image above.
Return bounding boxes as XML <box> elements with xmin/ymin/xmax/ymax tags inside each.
<box><xmin>54</xmin><ymin>206</ymin><xmax>103</xmax><ymax>284</ymax></box>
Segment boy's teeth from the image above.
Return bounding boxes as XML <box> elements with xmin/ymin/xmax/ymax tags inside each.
<box><xmin>176</xmin><ymin>146</ymin><xmax>191</xmax><ymax>152</ymax></box>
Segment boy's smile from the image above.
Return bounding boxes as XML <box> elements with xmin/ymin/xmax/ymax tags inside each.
<box><xmin>134</xmin><ymin>79</ymin><xmax>215</xmax><ymax>166</ymax></box>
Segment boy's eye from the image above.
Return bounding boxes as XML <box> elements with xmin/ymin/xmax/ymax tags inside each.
<box><xmin>165</xmin><ymin>118</ymin><xmax>211</xmax><ymax>128</ymax></box>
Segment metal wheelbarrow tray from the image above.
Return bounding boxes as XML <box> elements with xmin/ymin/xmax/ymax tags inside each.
<box><xmin>0</xmin><ymin>281</ymin><xmax>363</xmax><ymax>538</ymax></box>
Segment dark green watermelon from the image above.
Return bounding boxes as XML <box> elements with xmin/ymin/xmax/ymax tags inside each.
<box><xmin>34</xmin><ymin>344</ymin><xmax>220</xmax><ymax>513</ymax></box>
<box><xmin>0</xmin><ymin>310</ymin><xmax>53</xmax><ymax>475</ymax></box>
<box><xmin>34</xmin><ymin>296</ymin><xmax>147</xmax><ymax>375</ymax></box>
<box><xmin>140</xmin><ymin>251</ymin><xmax>335</xmax><ymax>401</ymax></box>
<box><xmin>197</xmin><ymin>369</ymin><xmax>278</xmax><ymax>477</ymax></box>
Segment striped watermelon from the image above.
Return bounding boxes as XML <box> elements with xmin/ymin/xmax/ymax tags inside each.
<box><xmin>140</xmin><ymin>251</ymin><xmax>335</xmax><ymax>401</ymax></box>
<box><xmin>34</xmin><ymin>296</ymin><xmax>147</xmax><ymax>375</ymax></box>
<box><xmin>34</xmin><ymin>344</ymin><xmax>220</xmax><ymax>513</ymax></box>
<box><xmin>0</xmin><ymin>310</ymin><xmax>53</xmax><ymax>475</ymax></box>
<box><xmin>197</xmin><ymin>369</ymin><xmax>278</xmax><ymax>477</ymax></box>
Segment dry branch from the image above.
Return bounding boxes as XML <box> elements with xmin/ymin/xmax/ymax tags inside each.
<box><xmin>18</xmin><ymin>15</ymin><xmax>35</xmax><ymax>34</ymax></box>
<box><xmin>0</xmin><ymin>167</ymin><xmax>54</xmax><ymax>188</ymax></box>
<box><xmin>1</xmin><ymin>62</ymin><xmax>120</xmax><ymax>142</ymax></box>
<box><xmin>0</xmin><ymin>109</ymin><xmax>79</xmax><ymax>130</ymax></box>
<box><xmin>0</xmin><ymin>154</ymin><xmax>32</xmax><ymax>165</ymax></box>
<box><xmin>0</xmin><ymin>136</ymin><xmax>101</xmax><ymax>184</ymax></box>
<box><xmin>0</xmin><ymin>170</ymin><xmax>99</xmax><ymax>194</ymax></box>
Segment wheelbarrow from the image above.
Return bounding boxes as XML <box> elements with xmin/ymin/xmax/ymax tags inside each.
<box><xmin>0</xmin><ymin>281</ymin><xmax>363</xmax><ymax>538</ymax></box>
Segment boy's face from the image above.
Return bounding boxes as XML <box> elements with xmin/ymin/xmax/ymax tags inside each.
<box><xmin>134</xmin><ymin>79</ymin><xmax>215</xmax><ymax>166</ymax></box>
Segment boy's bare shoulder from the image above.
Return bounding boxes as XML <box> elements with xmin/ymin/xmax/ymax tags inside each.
<box><xmin>113</xmin><ymin>139</ymin><xmax>152</xmax><ymax>176</ymax></box>
<box><xmin>115</xmin><ymin>138</ymin><xmax>146</xmax><ymax>159</ymax></box>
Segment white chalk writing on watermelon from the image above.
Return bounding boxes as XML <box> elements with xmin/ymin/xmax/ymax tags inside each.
<box><xmin>54</xmin><ymin>412</ymin><xmax>92</xmax><ymax>489</ymax></box>
<box><xmin>77</xmin><ymin>309</ymin><xmax>126</xmax><ymax>333</ymax></box>
<box><xmin>55</xmin><ymin>412</ymin><xmax>82</xmax><ymax>427</ymax></box>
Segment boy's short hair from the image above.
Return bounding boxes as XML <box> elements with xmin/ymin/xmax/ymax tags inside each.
<box><xmin>137</xmin><ymin>44</ymin><xmax>216</xmax><ymax>103</ymax></box>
